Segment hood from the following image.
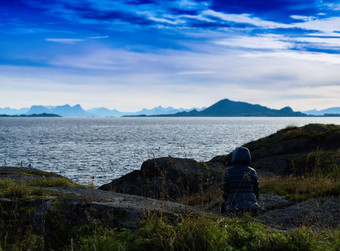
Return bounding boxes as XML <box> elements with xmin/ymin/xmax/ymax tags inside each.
<box><xmin>231</xmin><ymin>147</ymin><xmax>251</xmax><ymax>165</ymax></box>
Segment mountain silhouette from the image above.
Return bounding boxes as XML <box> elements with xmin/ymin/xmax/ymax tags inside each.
<box><xmin>304</xmin><ymin>107</ymin><xmax>340</xmax><ymax>116</ymax></box>
<box><xmin>26</xmin><ymin>104</ymin><xmax>90</xmax><ymax>117</ymax></box>
<box><xmin>166</xmin><ymin>99</ymin><xmax>306</xmax><ymax>117</ymax></box>
<box><xmin>0</xmin><ymin>107</ymin><xmax>29</xmax><ymax>115</ymax></box>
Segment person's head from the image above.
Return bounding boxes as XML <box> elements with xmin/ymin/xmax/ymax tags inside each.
<box><xmin>231</xmin><ymin>147</ymin><xmax>251</xmax><ymax>165</ymax></box>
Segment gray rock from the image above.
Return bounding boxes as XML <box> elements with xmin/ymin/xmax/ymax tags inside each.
<box><xmin>258</xmin><ymin>194</ymin><xmax>294</xmax><ymax>211</ymax></box>
<box><xmin>31</xmin><ymin>198</ymin><xmax>54</xmax><ymax>233</ymax></box>
<box><xmin>47</xmin><ymin>187</ymin><xmax>200</xmax><ymax>229</ymax></box>
<box><xmin>99</xmin><ymin>157</ymin><xmax>224</xmax><ymax>201</ymax></box>
<box><xmin>257</xmin><ymin>197</ymin><xmax>340</xmax><ymax>230</ymax></box>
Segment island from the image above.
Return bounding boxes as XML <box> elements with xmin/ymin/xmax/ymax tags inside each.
<box><xmin>0</xmin><ymin>113</ymin><xmax>61</xmax><ymax>117</ymax></box>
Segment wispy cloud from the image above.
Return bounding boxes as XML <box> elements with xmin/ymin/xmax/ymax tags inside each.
<box><xmin>214</xmin><ymin>35</ymin><xmax>293</xmax><ymax>50</ymax></box>
<box><xmin>45</xmin><ymin>38</ymin><xmax>85</xmax><ymax>44</ymax></box>
<box><xmin>88</xmin><ymin>35</ymin><xmax>109</xmax><ymax>39</ymax></box>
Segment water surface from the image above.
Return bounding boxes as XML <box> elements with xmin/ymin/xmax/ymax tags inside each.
<box><xmin>1</xmin><ymin>117</ymin><xmax>339</xmax><ymax>186</ymax></box>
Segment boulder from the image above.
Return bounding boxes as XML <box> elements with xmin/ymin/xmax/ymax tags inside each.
<box><xmin>99</xmin><ymin>157</ymin><xmax>224</xmax><ymax>201</ymax></box>
<box><xmin>0</xmin><ymin>187</ymin><xmax>200</xmax><ymax>233</ymax></box>
<box><xmin>48</xmin><ymin>187</ymin><xmax>200</xmax><ymax>229</ymax></box>
<box><xmin>257</xmin><ymin>197</ymin><xmax>340</xmax><ymax>230</ymax></box>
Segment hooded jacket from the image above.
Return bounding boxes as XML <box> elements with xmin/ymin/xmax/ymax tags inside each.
<box><xmin>222</xmin><ymin>147</ymin><xmax>259</xmax><ymax>212</ymax></box>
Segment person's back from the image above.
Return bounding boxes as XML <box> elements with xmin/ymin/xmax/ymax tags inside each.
<box><xmin>222</xmin><ymin>147</ymin><xmax>260</xmax><ymax>213</ymax></box>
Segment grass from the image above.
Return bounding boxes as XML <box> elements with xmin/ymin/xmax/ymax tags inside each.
<box><xmin>0</xmin><ymin>179</ymin><xmax>46</xmax><ymax>199</ymax></box>
<box><xmin>2</xmin><ymin>213</ymin><xmax>338</xmax><ymax>251</ymax></box>
<box><xmin>261</xmin><ymin>175</ymin><xmax>340</xmax><ymax>201</ymax></box>
<box><xmin>279</xmin><ymin>124</ymin><xmax>340</xmax><ymax>141</ymax></box>
<box><xmin>261</xmin><ymin>149</ymin><xmax>340</xmax><ymax>201</ymax></box>
<box><xmin>28</xmin><ymin>176</ymin><xmax>81</xmax><ymax>188</ymax></box>
<box><xmin>247</xmin><ymin>124</ymin><xmax>340</xmax><ymax>153</ymax></box>
<box><xmin>0</xmin><ymin>176</ymin><xmax>80</xmax><ymax>200</ymax></box>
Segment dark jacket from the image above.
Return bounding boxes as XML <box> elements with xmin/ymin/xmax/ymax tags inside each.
<box><xmin>222</xmin><ymin>147</ymin><xmax>260</xmax><ymax>212</ymax></box>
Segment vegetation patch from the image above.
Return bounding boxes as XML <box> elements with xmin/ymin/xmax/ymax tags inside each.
<box><xmin>26</xmin><ymin>170</ymin><xmax>64</xmax><ymax>178</ymax></box>
<box><xmin>261</xmin><ymin>175</ymin><xmax>340</xmax><ymax>201</ymax></box>
<box><xmin>279</xmin><ymin>124</ymin><xmax>340</xmax><ymax>141</ymax></box>
<box><xmin>28</xmin><ymin>176</ymin><xmax>81</xmax><ymax>188</ymax></box>
<box><xmin>2</xmin><ymin>212</ymin><xmax>339</xmax><ymax>251</ymax></box>
<box><xmin>54</xmin><ymin>214</ymin><xmax>340</xmax><ymax>250</ymax></box>
<box><xmin>0</xmin><ymin>179</ymin><xmax>46</xmax><ymax>200</ymax></box>
<box><xmin>291</xmin><ymin>149</ymin><xmax>340</xmax><ymax>176</ymax></box>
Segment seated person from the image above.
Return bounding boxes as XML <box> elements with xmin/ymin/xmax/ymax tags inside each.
<box><xmin>221</xmin><ymin>147</ymin><xmax>260</xmax><ymax>214</ymax></box>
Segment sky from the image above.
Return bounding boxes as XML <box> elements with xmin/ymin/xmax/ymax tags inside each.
<box><xmin>1</xmin><ymin>0</ymin><xmax>340</xmax><ymax>111</ymax></box>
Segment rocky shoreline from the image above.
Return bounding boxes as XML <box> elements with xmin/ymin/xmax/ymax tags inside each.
<box><xmin>1</xmin><ymin>123</ymin><xmax>339</xmax><ymax>238</ymax></box>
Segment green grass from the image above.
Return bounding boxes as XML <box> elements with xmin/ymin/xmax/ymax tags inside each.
<box><xmin>2</xmin><ymin>213</ymin><xmax>339</xmax><ymax>251</ymax></box>
<box><xmin>261</xmin><ymin>152</ymin><xmax>340</xmax><ymax>201</ymax></box>
<box><xmin>0</xmin><ymin>179</ymin><xmax>46</xmax><ymax>199</ymax></box>
<box><xmin>28</xmin><ymin>176</ymin><xmax>80</xmax><ymax>188</ymax></box>
<box><xmin>57</xmin><ymin>215</ymin><xmax>340</xmax><ymax>250</ymax></box>
<box><xmin>0</xmin><ymin>176</ymin><xmax>79</xmax><ymax>200</ymax></box>
<box><xmin>260</xmin><ymin>175</ymin><xmax>340</xmax><ymax>201</ymax></box>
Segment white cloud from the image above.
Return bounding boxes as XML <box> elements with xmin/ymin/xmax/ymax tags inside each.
<box><xmin>290</xmin><ymin>15</ymin><xmax>315</xmax><ymax>21</ymax></box>
<box><xmin>202</xmin><ymin>10</ymin><xmax>291</xmax><ymax>29</ymax></box>
<box><xmin>293</xmin><ymin>17</ymin><xmax>340</xmax><ymax>33</ymax></box>
<box><xmin>293</xmin><ymin>36</ymin><xmax>340</xmax><ymax>48</ymax></box>
<box><xmin>243</xmin><ymin>50</ymin><xmax>340</xmax><ymax>65</ymax></box>
<box><xmin>45</xmin><ymin>38</ymin><xmax>84</xmax><ymax>44</ymax></box>
<box><xmin>88</xmin><ymin>35</ymin><xmax>110</xmax><ymax>39</ymax></box>
<box><xmin>214</xmin><ymin>35</ymin><xmax>293</xmax><ymax>50</ymax></box>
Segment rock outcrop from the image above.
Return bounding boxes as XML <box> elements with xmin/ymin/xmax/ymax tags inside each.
<box><xmin>257</xmin><ymin>197</ymin><xmax>340</xmax><ymax>230</ymax></box>
<box><xmin>211</xmin><ymin>124</ymin><xmax>340</xmax><ymax>175</ymax></box>
<box><xmin>0</xmin><ymin>167</ymin><xmax>199</xmax><ymax>232</ymax></box>
<box><xmin>99</xmin><ymin>157</ymin><xmax>224</xmax><ymax>201</ymax></box>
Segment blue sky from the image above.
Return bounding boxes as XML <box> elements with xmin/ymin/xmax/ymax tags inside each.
<box><xmin>1</xmin><ymin>0</ymin><xmax>340</xmax><ymax>111</ymax></box>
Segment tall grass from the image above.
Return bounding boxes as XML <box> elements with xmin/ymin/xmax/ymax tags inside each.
<box><xmin>0</xmin><ymin>179</ymin><xmax>44</xmax><ymax>199</ymax></box>
<box><xmin>73</xmin><ymin>214</ymin><xmax>340</xmax><ymax>251</ymax></box>
<box><xmin>260</xmin><ymin>175</ymin><xmax>340</xmax><ymax>201</ymax></box>
<box><xmin>28</xmin><ymin>176</ymin><xmax>80</xmax><ymax>188</ymax></box>
<box><xmin>261</xmin><ymin>159</ymin><xmax>340</xmax><ymax>201</ymax></box>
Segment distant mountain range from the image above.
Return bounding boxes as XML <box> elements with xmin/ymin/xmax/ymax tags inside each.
<box><xmin>0</xmin><ymin>113</ymin><xmax>61</xmax><ymax>117</ymax></box>
<box><xmin>304</xmin><ymin>107</ymin><xmax>340</xmax><ymax>116</ymax></box>
<box><xmin>1</xmin><ymin>104</ymin><xmax>201</xmax><ymax>117</ymax></box>
<box><xmin>0</xmin><ymin>107</ymin><xmax>29</xmax><ymax>115</ymax></box>
<box><xmin>1</xmin><ymin>99</ymin><xmax>339</xmax><ymax>117</ymax></box>
<box><xmin>26</xmin><ymin>104</ymin><xmax>91</xmax><ymax>117</ymax></box>
<box><xmin>156</xmin><ymin>99</ymin><xmax>306</xmax><ymax>117</ymax></box>
<box><xmin>87</xmin><ymin>106</ymin><xmax>201</xmax><ymax>117</ymax></box>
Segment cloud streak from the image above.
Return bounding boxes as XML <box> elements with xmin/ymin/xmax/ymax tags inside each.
<box><xmin>45</xmin><ymin>38</ymin><xmax>84</xmax><ymax>44</ymax></box>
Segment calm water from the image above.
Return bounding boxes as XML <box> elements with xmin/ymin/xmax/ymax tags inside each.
<box><xmin>1</xmin><ymin>117</ymin><xmax>340</xmax><ymax>186</ymax></box>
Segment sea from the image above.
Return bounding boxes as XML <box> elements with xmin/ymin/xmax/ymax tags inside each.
<box><xmin>1</xmin><ymin>117</ymin><xmax>340</xmax><ymax>186</ymax></box>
